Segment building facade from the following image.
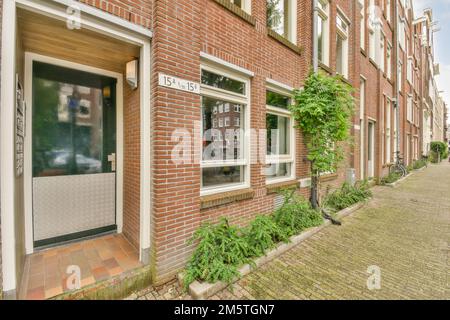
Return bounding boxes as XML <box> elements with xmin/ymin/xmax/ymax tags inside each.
<box><xmin>0</xmin><ymin>0</ymin><xmax>446</xmax><ymax>299</ymax></box>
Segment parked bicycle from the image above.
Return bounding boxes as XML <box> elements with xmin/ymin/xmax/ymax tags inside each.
<box><xmin>389</xmin><ymin>151</ymin><xmax>408</xmax><ymax>177</ymax></box>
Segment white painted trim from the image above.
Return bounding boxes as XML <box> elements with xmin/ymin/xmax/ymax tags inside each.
<box><xmin>139</xmin><ymin>42</ymin><xmax>152</xmax><ymax>260</ymax></box>
<box><xmin>15</xmin><ymin>0</ymin><xmax>149</xmax><ymax>46</ymax></box>
<box><xmin>24</xmin><ymin>52</ymin><xmax>124</xmax><ymax>253</ymax></box>
<box><xmin>266</xmin><ymin>78</ymin><xmax>295</xmax><ymax>94</ymax></box>
<box><xmin>200</xmin><ymin>52</ymin><xmax>254</xmax><ymax>77</ymax></box>
<box><xmin>0</xmin><ymin>0</ymin><xmax>18</xmax><ymax>293</ymax></box>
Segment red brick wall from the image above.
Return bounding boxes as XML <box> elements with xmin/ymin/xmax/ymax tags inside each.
<box><xmin>149</xmin><ymin>0</ymin><xmax>355</xmax><ymax>284</ymax></box>
<box><xmin>123</xmin><ymin>82</ymin><xmax>141</xmax><ymax>249</ymax></box>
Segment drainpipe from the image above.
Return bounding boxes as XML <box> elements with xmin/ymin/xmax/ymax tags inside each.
<box><xmin>313</xmin><ymin>0</ymin><xmax>319</xmax><ymax>72</ymax></box>
<box><xmin>394</xmin><ymin>0</ymin><xmax>401</xmax><ymax>161</ymax></box>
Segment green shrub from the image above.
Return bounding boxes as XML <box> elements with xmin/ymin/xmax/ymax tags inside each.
<box><xmin>183</xmin><ymin>218</ymin><xmax>251</xmax><ymax>289</ymax></box>
<box><xmin>406</xmin><ymin>164</ymin><xmax>413</xmax><ymax>173</ymax></box>
<box><xmin>323</xmin><ymin>181</ymin><xmax>372</xmax><ymax>211</ymax></box>
<box><xmin>273</xmin><ymin>194</ymin><xmax>323</xmax><ymax>237</ymax></box>
<box><xmin>381</xmin><ymin>172</ymin><xmax>401</xmax><ymax>184</ymax></box>
<box><xmin>243</xmin><ymin>215</ymin><xmax>290</xmax><ymax>257</ymax></box>
<box><xmin>430</xmin><ymin>141</ymin><xmax>448</xmax><ymax>162</ymax></box>
<box><xmin>413</xmin><ymin>159</ymin><xmax>427</xmax><ymax>170</ymax></box>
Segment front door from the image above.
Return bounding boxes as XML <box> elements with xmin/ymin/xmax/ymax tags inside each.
<box><xmin>32</xmin><ymin>61</ymin><xmax>117</xmax><ymax>247</ymax></box>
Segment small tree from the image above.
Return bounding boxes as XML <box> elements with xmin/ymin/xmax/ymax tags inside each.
<box><xmin>290</xmin><ymin>72</ymin><xmax>354</xmax><ymax>208</ymax></box>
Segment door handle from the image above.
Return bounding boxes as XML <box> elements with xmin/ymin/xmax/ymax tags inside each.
<box><xmin>108</xmin><ymin>153</ymin><xmax>116</xmax><ymax>172</ymax></box>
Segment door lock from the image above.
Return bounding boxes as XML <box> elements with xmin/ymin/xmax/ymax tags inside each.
<box><xmin>108</xmin><ymin>153</ymin><xmax>116</xmax><ymax>172</ymax></box>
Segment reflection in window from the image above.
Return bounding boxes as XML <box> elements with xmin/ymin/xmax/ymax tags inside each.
<box><xmin>265</xmin><ymin>162</ymin><xmax>291</xmax><ymax>179</ymax></box>
<box><xmin>201</xmin><ymin>69</ymin><xmax>245</xmax><ymax>94</ymax></box>
<box><xmin>266</xmin><ymin>113</ymin><xmax>290</xmax><ymax>155</ymax></box>
<box><xmin>202</xmin><ymin>166</ymin><xmax>243</xmax><ymax>188</ymax></box>
<box><xmin>267</xmin><ymin>0</ymin><xmax>288</xmax><ymax>38</ymax></box>
<box><xmin>33</xmin><ymin>79</ymin><xmax>107</xmax><ymax>177</ymax></box>
<box><xmin>266</xmin><ymin>90</ymin><xmax>290</xmax><ymax>109</ymax></box>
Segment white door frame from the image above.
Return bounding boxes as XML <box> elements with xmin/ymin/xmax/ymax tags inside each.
<box><xmin>24</xmin><ymin>52</ymin><xmax>124</xmax><ymax>253</ymax></box>
<box><xmin>1</xmin><ymin>0</ymin><xmax>152</xmax><ymax>295</ymax></box>
<box><xmin>368</xmin><ymin>121</ymin><xmax>375</xmax><ymax>178</ymax></box>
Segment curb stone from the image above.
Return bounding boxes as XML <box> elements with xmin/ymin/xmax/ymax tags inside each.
<box><xmin>383</xmin><ymin>165</ymin><xmax>427</xmax><ymax>188</ymax></box>
<box><xmin>183</xmin><ymin>201</ymin><xmax>367</xmax><ymax>300</ymax></box>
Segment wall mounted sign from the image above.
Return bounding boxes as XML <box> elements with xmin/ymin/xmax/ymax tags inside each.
<box><xmin>16</xmin><ymin>74</ymin><xmax>25</xmax><ymax>177</ymax></box>
<box><xmin>158</xmin><ymin>73</ymin><xmax>200</xmax><ymax>94</ymax></box>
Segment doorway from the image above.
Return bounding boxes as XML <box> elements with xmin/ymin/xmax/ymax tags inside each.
<box><xmin>25</xmin><ymin>54</ymin><xmax>124</xmax><ymax>249</ymax></box>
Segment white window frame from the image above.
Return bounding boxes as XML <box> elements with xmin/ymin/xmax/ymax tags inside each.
<box><xmin>407</xmin><ymin>95</ymin><xmax>413</xmax><ymax>123</ymax></box>
<box><xmin>379</xmin><ymin>32</ymin><xmax>385</xmax><ymax>73</ymax></box>
<box><xmin>407</xmin><ymin>57</ymin><xmax>413</xmax><ymax>84</ymax></box>
<box><xmin>200</xmin><ymin>62</ymin><xmax>251</xmax><ymax>196</ymax></box>
<box><xmin>359</xmin><ymin>0</ymin><xmax>365</xmax><ymax>50</ymax></box>
<box><xmin>386</xmin><ymin>43</ymin><xmax>392</xmax><ymax>79</ymax></box>
<box><xmin>265</xmin><ymin>83</ymin><xmax>296</xmax><ymax>185</ymax></box>
<box><xmin>369</xmin><ymin>29</ymin><xmax>376</xmax><ymax>61</ymax></box>
<box><xmin>398</xmin><ymin>59</ymin><xmax>403</xmax><ymax>92</ymax></box>
<box><xmin>386</xmin><ymin>0</ymin><xmax>391</xmax><ymax>23</ymax></box>
<box><xmin>318</xmin><ymin>0</ymin><xmax>330</xmax><ymax>66</ymax></box>
<box><xmin>231</xmin><ymin>0</ymin><xmax>252</xmax><ymax>15</ymax></box>
<box><xmin>267</xmin><ymin>0</ymin><xmax>298</xmax><ymax>44</ymax></box>
<box><xmin>336</xmin><ymin>11</ymin><xmax>349</xmax><ymax>78</ymax></box>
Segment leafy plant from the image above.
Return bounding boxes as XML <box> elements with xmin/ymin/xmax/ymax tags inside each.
<box><xmin>430</xmin><ymin>141</ymin><xmax>448</xmax><ymax>162</ymax></box>
<box><xmin>273</xmin><ymin>193</ymin><xmax>324</xmax><ymax>237</ymax></box>
<box><xmin>183</xmin><ymin>218</ymin><xmax>251</xmax><ymax>289</ymax></box>
<box><xmin>290</xmin><ymin>72</ymin><xmax>354</xmax><ymax>208</ymax></box>
<box><xmin>243</xmin><ymin>215</ymin><xmax>289</xmax><ymax>257</ymax></box>
<box><xmin>413</xmin><ymin>159</ymin><xmax>427</xmax><ymax>169</ymax></box>
<box><xmin>323</xmin><ymin>181</ymin><xmax>372</xmax><ymax>212</ymax></box>
<box><xmin>381</xmin><ymin>172</ymin><xmax>401</xmax><ymax>184</ymax></box>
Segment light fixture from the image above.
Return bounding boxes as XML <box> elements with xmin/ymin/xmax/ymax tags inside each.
<box><xmin>126</xmin><ymin>59</ymin><xmax>139</xmax><ymax>90</ymax></box>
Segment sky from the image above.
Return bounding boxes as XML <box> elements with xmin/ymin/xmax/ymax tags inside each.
<box><xmin>413</xmin><ymin>0</ymin><xmax>450</xmax><ymax>124</ymax></box>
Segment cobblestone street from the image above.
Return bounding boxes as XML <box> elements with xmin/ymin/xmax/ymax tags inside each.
<box><xmin>129</xmin><ymin>163</ymin><xmax>450</xmax><ymax>300</ymax></box>
<box><xmin>212</xmin><ymin>164</ymin><xmax>450</xmax><ymax>300</ymax></box>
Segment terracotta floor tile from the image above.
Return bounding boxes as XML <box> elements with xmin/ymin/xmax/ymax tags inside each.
<box><xmin>108</xmin><ymin>266</ymin><xmax>124</xmax><ymax>277</ymax></box>
<box><xmin>92</xmin><ymin>266</ymin><xmax>109</xmax><ymax>281</ymax></box>
<box><xmin>103</xmin><ymin>257</ymin><xmax>119</xmax><ymax>269</ymax></box>
<box><xmin>26</xmin><ymin>286</ymin><xmax>45</xmax><ymax>300</ymax></box>
<box><xmin>80</xmin><ymin>276</ymin><xmax>96</xmax><ymax>288</ymax></box>
<box><xmin>98</xmin><ymin>249</ymin><xmax>113</xmax><ymax>260</ymax></box>
<box><xmin>28</xmin><ymin>273</ymin><xmax>45</xmax><ymax>290</ymax></box>
<box><xmin>45</xmin><ymin>286</ymin><xmax>63</xmax><ymax>299</ymax></box>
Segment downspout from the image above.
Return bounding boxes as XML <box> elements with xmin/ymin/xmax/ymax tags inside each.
<box><xmin>394</xmin><ymin>0</ymin><xmax>401</xmax><ymax>160</ymax></box>
<box><xmin>313</xmin><ymin>0</ymin><xmax>319</xmax><ymax>72</ymax></box>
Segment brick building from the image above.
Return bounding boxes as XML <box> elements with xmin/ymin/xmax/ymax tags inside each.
<box><xmin>0</xmin><ymin>0</ymin><xmax>446</xmax><ymax>299</ymax></box>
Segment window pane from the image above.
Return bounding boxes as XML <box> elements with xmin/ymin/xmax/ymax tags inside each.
<box><xmin>266</xmin><ymin>113</ymin><xmax>290</xmax><ymax>155</ymax></box>
<box><xmin>318</xmin><ymin>17</ymin><xmax>324</xmax><ymax>62</ymax></box>
<box><xmin>336</xmin><ymin>35</ymin><xmax>343</xmax><ymax>74</ymax></box>
<box><xmin>202</xmin><ymin>166</ymin><xmax>243</xmax><ymax>188</ymax></box>
<box><xmin>232</xmin><ymin>0</ymin><xmax>242</xmax><ymax>8</ymax></box>
<box><xmin>201</xmin><ymin>69</ymin><xmax>245</xmax><ymax>94</ymax></box>
<box><xmin>265</xmin><ymin>163</ymin><xmax>291</xmax><ymax>179</ymax></box>
<box><xmin>266</xmin><ymin>90</ymin><xmax>290</xmax><ymax>109</ymax></box>
<box><xmin>267</xmin><ymin>0</ymin><xmax>287</xmax><ymax>37</ymax></box>
<box><xmin>202</xmin><ymin>96</ymin><xmax>243</xmax><ymax>161</ymax></box>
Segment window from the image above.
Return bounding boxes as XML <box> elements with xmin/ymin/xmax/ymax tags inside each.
<box><xmin>407</xmin><ymin>57</ymin><xmax>413</xmax><ymax>84</ymax></box>
<box><xmin>407</xmin><ymin>95</ymin><xmax>413</xmax><ymax>123</ymax></box>
<box><xmin>336</xmin><ymin>13</ymin><xmax>349</xmax><ymax>78</ymax></box>
<box><xmin>385</xmin><ymin>99</ymin><xmax>391</xmax><ymax>163</ymax></box>
<box><xmin>317</xmin><ymin>0</ymin><xmax>330</xmax><ymax>65</ymax></box>
<box><xmin>398</xmin><ymin>60</ymin><xmax>403</xmax><ymax>92</ymax></box>
<box><xmin>359</xmin><ymin>0</ymin><xmax>365</xmax><ymax>50</ymax></box>
<box><xmin>393</xmin><ymin>103</ymin><xmax>398</xmax><ymax>157</ymax></box>
<box><xmin>386</xmin><ymin>44</ymin><xmax>392</xmax><ymax>79</ymax></box>
<box><xmin>360</xmin><ymin>78</ymin><xmax>365</xmax><ymax>179</ymax></box>
<box><xmin>200</xmin><ymin>65</ymin><xmax>250</xmax><ymax>194</ymax></box>
<box><xmin>369</xmin><ymin>29</ymin><xmax>376</xmax><ymax>61</ymax></box>
<box><xmin>230</xmin><ymin>0</ymin><xmax>251</xmax><ymax>14</ymax></box>
<box><xmin>267</xmin><ymin>0</ymin><xmax>297</xmax><ymax>43</ymax></box>
<box><xmin>386</xmin><ymin>0</ymin><xmax>391</xmax><ymax>22</ymax></box>
<box><xmin>265</xmin><ymin>89</ymin><xmax>294</xmax><ymax>183</ymax></box>
<box><xmin>398</xmin><ymin>19</ymin><xmax>406</xmax><ymax>51</ymax></box>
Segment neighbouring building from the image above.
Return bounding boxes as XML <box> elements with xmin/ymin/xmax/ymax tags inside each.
<box><xmin>0</xmin><ymin>0</ymin><xmax>446</xmax><ymax>300</ymax></box>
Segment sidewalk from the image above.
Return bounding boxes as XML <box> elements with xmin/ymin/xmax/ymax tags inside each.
<box><xmin>211</xmin><ymin>163</ymin><xmax>450</xmax><ymax>299</ymax></box>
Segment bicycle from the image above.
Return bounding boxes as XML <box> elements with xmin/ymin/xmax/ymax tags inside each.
<box><xmin>389</xmin><ymin>151</ymin><xmax>407</xmax><ymax>177</ymax></box>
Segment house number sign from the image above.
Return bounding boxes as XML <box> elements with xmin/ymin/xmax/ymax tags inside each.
<box><xmin>158</xmin><ymin>73</ymin><xmax>200</xmax><ymax>94</ymax></box>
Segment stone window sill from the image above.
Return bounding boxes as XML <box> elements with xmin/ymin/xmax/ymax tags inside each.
<box><xmin>319</xmin><ymin>62</ymin><xmax>332</xmax><ymax>74</ymax></box>
<box><xmin>266</xmin><ymin>180</ymin><xmax>298</xmax><ymax>195</ymax></box>
<box><xmin>212</xmin><ymin>0</ymin><xmax>256</xmax><ymax>26</ymax></box>
<box><xmin>267</xmin><ymin>28</ymin><xmax>302</xmax><ymax>55</ymax></box>
<box><xmin>200</xmin><ymin>188</ymin><xmax>254</xmax><ymax>210</ymax></box>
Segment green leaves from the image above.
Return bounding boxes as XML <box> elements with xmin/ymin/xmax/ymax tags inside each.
<box><xmin>290</xmin><ymin>72</ymin><xmax>354</xmax><ymax>175</ymax></box>
<box><xmin>183</xmin><ymin>195</ymin><xmax>324</xmax><ymax>289</ymax></box>
<box><xmin>323</xmin><ymin>181</ymin><xmax>372</xmax><ymax>211</ymax></box>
